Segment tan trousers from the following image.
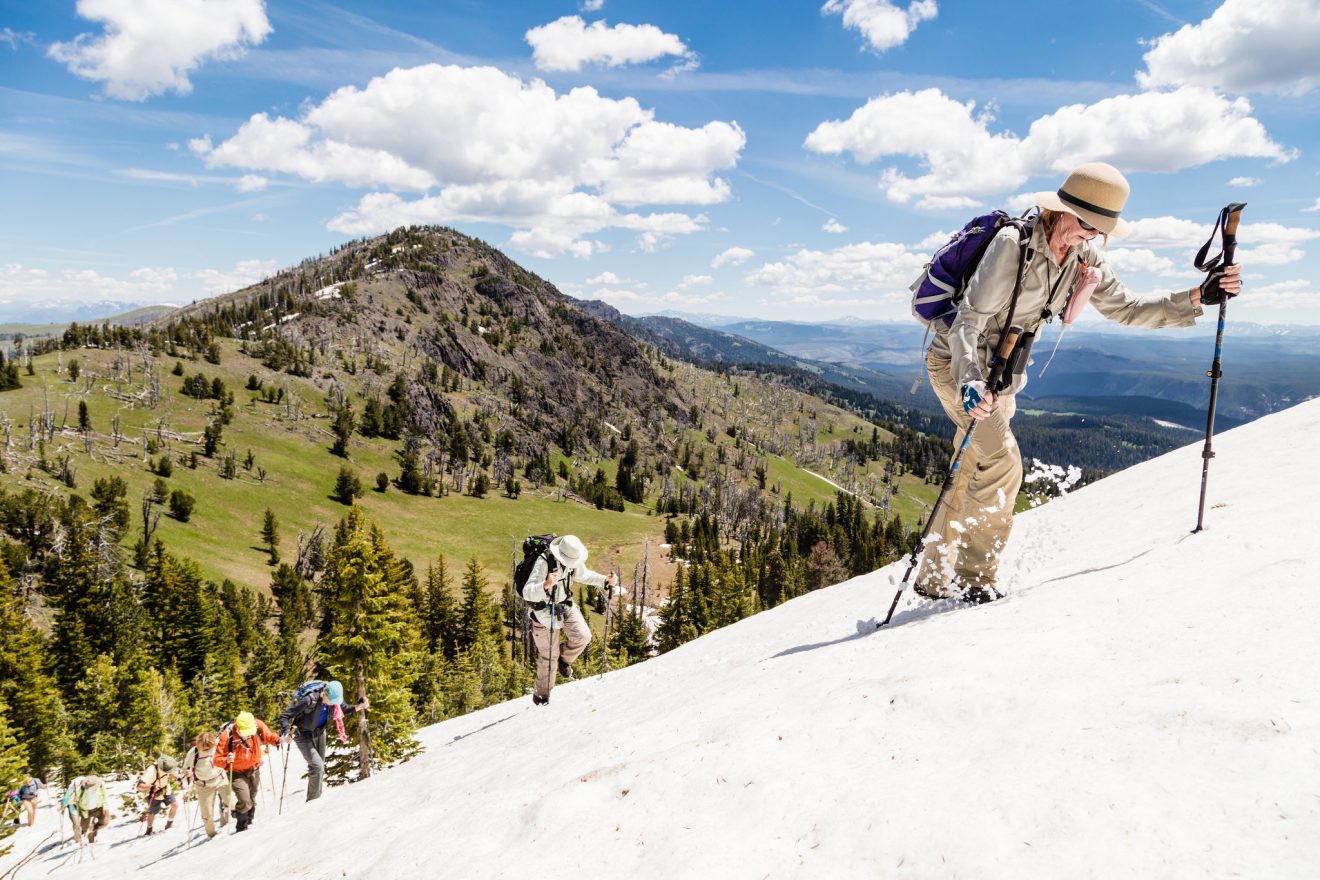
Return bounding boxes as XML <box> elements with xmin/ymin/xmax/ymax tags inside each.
<box><xmin>531</xmin><ymin>604</ymin><xmax>591</xmax><ymax>699</ymax></box>
<box><xmin>918</xmin><ymin>349</ymin><xmax>1023</xmax><ymax>593</ymax></box>
<box><xmin>195</xmin><ymin>779</ymin><xmax>235</xmax><ymax>837</ymax></box>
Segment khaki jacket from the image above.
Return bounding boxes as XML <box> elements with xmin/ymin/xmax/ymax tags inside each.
<box><xmin>184</xmin><ymin>745</ymin><xmax>227</xmax><ymax>787</ymax></box>
<box><xmin>928</xmin><ymin>221</ymin><xmax>1202</xmax><ymax>395</ymax></box>
<box><xmin>522</xmin><ymin>555</ymin><xmax>608</xmax><ymax>629</ymax></box>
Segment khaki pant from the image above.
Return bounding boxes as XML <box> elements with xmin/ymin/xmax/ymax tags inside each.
<box><xmin>231</xmin><ymin>766</ymin><xmax>261</xmax><ymax>818</ymax></box>
<box><xmin>194</xmin><ymin>778</ymin><xmax>235</xmax><ymax>838</ymax></box>
<box><xmin>918</xmin><ymin>349</ymin><xmax>1023</xmax><ymax>593</ymax></box>
<box><xmin>531</xmin><ymin>604</ymin><xmax>591</xmax><ymax>700</ymax></box>
<box><xmin>73</xmin><ymin>808</ymin><xmax>106</xmax><ymax>844</ymax></box>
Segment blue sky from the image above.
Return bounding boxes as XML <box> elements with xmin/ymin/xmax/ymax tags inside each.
<box><xmin>3</xmin><ymin>0</ymin><xmax>1320</xmax><ymax>323</ymax></box>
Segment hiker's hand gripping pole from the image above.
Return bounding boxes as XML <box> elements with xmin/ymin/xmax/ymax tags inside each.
<box><xmin>1193</xmin><ymin>202</ymin><xmax>1245</xmax><ymax>533</ymax></box>
<box><xmin>876</xmin><ymin>325</ymin><xmax>1023</xmax><ymax>628</ymax></box>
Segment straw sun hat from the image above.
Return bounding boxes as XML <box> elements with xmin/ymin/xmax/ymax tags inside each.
<box><xmin>1035</xmin><ymin>162</ymin><xmax>1132</xmax><ymax>238</ymax></box>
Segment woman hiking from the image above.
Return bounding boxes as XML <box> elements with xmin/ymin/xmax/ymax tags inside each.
<box><xmin>919</xmin><ymin>162</ymin><xmax>1243</xmax><ymax>603</ymax></box>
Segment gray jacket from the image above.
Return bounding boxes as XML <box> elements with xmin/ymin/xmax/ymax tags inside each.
<box><xmin>928</xmin><ymin>221</ymin><xmax>1202</xmax><ymax>395</ymax></box>
<box><xmin>522</xmin><ymin>555</ymin><xmax>607</xmax><ymax>629</ymax></box>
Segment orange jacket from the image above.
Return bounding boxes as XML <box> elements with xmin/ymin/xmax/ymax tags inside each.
<box><xmin>213</xmin><ymin>720</ymin><xmax>280</xmax><ymax>772</ymax></box>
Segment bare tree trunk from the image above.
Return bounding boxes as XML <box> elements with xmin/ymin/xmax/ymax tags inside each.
<box><xmin>355</xmin><ymin>664</ymin><xmax>372</xmax><ymax>779</ymax></box>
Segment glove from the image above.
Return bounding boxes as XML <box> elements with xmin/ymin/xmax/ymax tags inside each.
<box><xmin>1199</xmin><ymin>267</ymin><xmax>1237</xmax><ymax>306</ymax></box>
<box><xmin>961</xmin><ymin>380</ymin><xmax>989</xmax><ymax>415</ymax></box>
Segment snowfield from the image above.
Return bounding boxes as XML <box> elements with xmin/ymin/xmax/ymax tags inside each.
<box><xmin>6</xmin><ymin>399</ymin><xmax>1318</xmax><ymax>879</ymax></box>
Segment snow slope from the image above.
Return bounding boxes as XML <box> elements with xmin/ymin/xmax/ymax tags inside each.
<box><xmin>7</xmin><ymin>400</ymin><xmax>1319</xmax><ymax>879</ymax></box>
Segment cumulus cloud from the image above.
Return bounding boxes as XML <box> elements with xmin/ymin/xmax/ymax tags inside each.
<box><xmin>48</xmin><ymin>0</ymin><xmax>271</xmax><ymax>101</ymax></box>
<box><xmin>805</xmin><ymin>86</ymin><xmax>1292</xmax><ymax>209</ymax></box>
<box><xmin>235</xmin><ymin>174</ymin><xmax>268</xmax><ymax>192</ymax></box>
<box><xmin>526</xmin><ymin>16</ymin><xmax>695</xmax><ymax>73</ymax></box>
<box><xmin>1119</xmin><ymin>216</ymin><xmax>1317</xmax><ymax>268</ymax></box>
<box><xmin>711</xmin><ymin>246</ymin><xmax>754</xmax><ymax>268</ymax></box>
<box><xmin>744</xmin><ymin>240</ymin><xmax>928</xmax><ymax>299</ymax></box>
<box><xmin>822</xmin><ymin>0</ymin><xmax>937</xmax><ymax>52</ymax></box>
<box><xmin>823</xmin><ymin>218</ymin><xmax>849</xmax><ymax>233</ymax></box>
<box><xmin>678</xmin><ymin>274</ymin><xmax>713</xmax><ymax>288</ymax></box>
<box><xmin>192</xmin><ymin>258</ymin><xmax>280</xmax><ymax>293</ymax></box>
<box><xmin>1304</xmin><ymin>198</ymin><xmax>1320</xmax><ymax>213</ymax></box>
<box><xmin>0</xmin><ymin>258</ymin><xmax>280</xmax><ymax>303</ymax></box>
<box><xmin>1228</xmin><ymin>176</ymin><xmax>1261</xmax><ymax>187</ymax></box>
<box><xmin>581</xmin><ymin>0</ymin><xmax>605</xmax><ymax>11</ymax></box>
<box><xmin>1102</xmin><ymin>248</ymin><xmax>1187</xmax><ymax>277</ymax></box>
<box><xmin>1138</xmin><ymin>0</ymin><xmax>1320</xmax><ymax>95</ymax></box>
<box><xmin>193</xmin><ymin>64</ymin><xmax>741</xmax><ymax>257</ymax></box>
<box><xmin>586</xmin><ymin>271</ymin><xmax>630</xmax><ymax>285</ymax></box>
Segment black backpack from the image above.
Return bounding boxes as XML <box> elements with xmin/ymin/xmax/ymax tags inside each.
<box><xmin>513</xmin><ymin>534</ymin><xmax>557</xmax><ymax>595</ymax></box>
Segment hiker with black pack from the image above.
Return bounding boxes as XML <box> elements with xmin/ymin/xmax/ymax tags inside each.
<box><xmin>278</xmin><ymin>679</ymin><xmax>368</xmax><ymax>802</ymax></box>
<box><xmin>916</xmin><ymin>162</ymin><xmax>1242</xmax><ymax>603</ymax></box>
<box><xmin>14</xmin><ymin>776</ymin><xmax>43</xmax><ymax>827</ymax></box>
<box><xmin>214</xmin><ymin>710</ymin><xmax>280</xmax><ymax>832</ymax></box>
<box><xmin>61</xmin><ymin>775</ymin><xmax>107</xmax><ymax>845</ymax></box>
<box><xmin>136</xmin><ymin>755</ymin><xmax>180</xmax><ymax>836</ymax></box>
<box><xmin>520</xmin><ymin>534</ymin><xmax>618</xmax><ymax>705</ymax></box>
<box><xmin>183</xmin><ymin>730</ymin><xmax>234</xmax><ymax>838</ymax></box>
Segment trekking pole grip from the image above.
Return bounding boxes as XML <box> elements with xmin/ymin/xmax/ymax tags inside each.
<box><xmin>986</xmin><ymin>324</ymin><xmax>1023</xmax><ymax>393</ymax></box>
<box><xmin>1221</xmin><ymin>202</ymin><xmax>1245</xmax><ymax>265</ymax></box>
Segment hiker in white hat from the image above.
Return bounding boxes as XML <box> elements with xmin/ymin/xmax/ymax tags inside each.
<box><xmin>521</xmin><ymin>534</ymin><xmax>619</xmax><ymax>705</ymax></box>
<box><xmin>920</xmin><ymin>162</ymin><xmax>1242</xmax><ymax>603</ymax></box>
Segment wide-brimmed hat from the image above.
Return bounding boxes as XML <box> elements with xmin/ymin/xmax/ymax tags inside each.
<box><xmin>82</xmin><ymin>775</ymin><xmax>102</xmax><ymax>788</ymax></box>
<box><xmin>1035</xmin><ymin>162</ymin><xmax>1131</xmax><ymax>238</ymax></box>
<box><xmin>235</xmin><ymin>711</ymin><xmax>257</xmax><ymax>737</ymax></box>
<box><xmin>156</xmin><ymin>755</ymin><xmax>179</xmax><ymax>773</ymax></box>
<box><xmin>549</xmin><ymin>535</ymin><xmax>588</xmax><ymax>571</ymax></box>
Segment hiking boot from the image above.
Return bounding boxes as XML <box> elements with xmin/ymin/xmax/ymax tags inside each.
<box><xmin>144</xmin><ymin>826</ymin><xmax>154</xmax><ymax>836</ymax></box>
<box><xmin>165</xmin><ymin>820</ymin><xmax>173</xmax><ymax>831</ymax></box>
<box><xmin>557</xmin><ymin>657</ymin><xmax>574</xmax><ymax>680</ymax></box>
<box><xmin>961</xmin><ymin>582</ymin><xmax>1003</xmax><ymax>605</ymax></box>
<box><xmin>913</xmin><ymin>582</ymin><xmax>951</xmax><ymax>600</ymax></box>
<box><xmin>532</xmin><ymin>695</ymin><xmax>549</xmax><ymax>706</ymax></box>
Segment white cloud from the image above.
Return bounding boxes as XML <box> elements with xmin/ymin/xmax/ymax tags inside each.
<box><xmin>526</xmin><ymin>16</ymin><xmax>694</xmax><ymax>73</ymax></box>
<box><xmin>678</xmin><ymin>274</ymin><xmax>713</xmax><ymax>288</ymax></box>
<box><xmin>1138</xmin><ymin>0</ymin><xmax>1320</xmax><ymax>95</ymax></box>
<box><xmin>1</xmin><ymin>28</ymin><xmax>35</xmax><ymax>49</ymax></box>
<box><xmin>192</xmin><ymin>258</ymin><xmax>279</xmax><ymax>293</ymax></box>
<box><xmin>194</xmin><ymin>64</ymin><xmax>740</xmax><ymax>257</ymax></box>
<box><xmin>1236</xmin><ymin>278</ymin><xmax>1315</xmax><ymax>310</ymax></box>
<box><xmin>822</xmin><ymin>0</ymin><xmax>937</xmax><ymax>53</ymax></box>
<box><xmin>1304</xmin><ymin>199</ymin><xmax>1320</xmax><ymax>213</ymax></box>
<box><xmin>805</xmin><ymin>87</ymin><xmax>1292</xmax><ymax>209</ymax></box>
<box><xmin>712</xmin><ymin>246</ymin><xmax>754</xmax><ymax>268</ymax></box>
<box><xmin>823</xmin><ymin>218</ymin><xmax>849</xmax><ymax>233</ymax></box>
<box><xmin>1227</xmin><ymin>176</ymin><xmax>1261</xmax><ymax>187</ymax></box>
<box><xmin>235</xmin><ymin>174</ymin><xmax>268</xmax><ymax>192</ymax></box>
<box><xmin>1121</xmin><ymin>216</ymin><xmax>1317</xmax><ymax>266</ymax></box>
<box><xmin>744</xmin><ymin>240</ymin><xmax>928</xmax><ymax>298</ymax></box>
<box><xmin>0</xmin><ymin>258</ymin><xmax>280</xmax><ymax>303</ymax></box>
<box><xmin>581</xmin><ymin>0</ymin><xmax>605</xmax><ymax>11</ymax></box>
<box><xmin>1102</xmin><ymin>248</ymin><xmax>1186</xmax><ymax>277</ymax></box>
<box><xmin>590</xmin><ymin>285</ymin><xmax>727</xmax><ymax>307</ymax></box>
<box><xmin>1122</xmin><ymin>216</ymin><xmax>1213</xmax><ymax>250</ymax></box>
<box><xmin>586</xmin><ymin>271</ymin><xmax>630</xmax><ymax>285</ymax></box>
<box><xmin>48</xmin><ymin>0</ymin><xmax>272</xmax><ymax>101</ymax></box>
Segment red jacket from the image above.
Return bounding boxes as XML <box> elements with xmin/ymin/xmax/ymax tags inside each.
<box><xmin>213</xmin><ymin>720</ymin><xmax>280</xmax><ymax>772</ymax></box>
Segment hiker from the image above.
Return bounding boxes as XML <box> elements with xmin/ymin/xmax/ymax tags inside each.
<box><xmin>278</xmin><ymin>680</ymin><xmax>369</xmax><ymax>802</ymax></box>
<box><xmin>920</xmin><ymin>162</ymin><xmax>1243</xmax><ymax>602</ymax></box>
<box><xmin>183</xmin><ymin>731</ymin><xmax>235</xmax><ymax>838</ymax></box>
<box><xmin>15</xmin><ymin>776</ymin><xmax>43</xmax><ymax>826</ymax></box>
<box><xmin>61</xmin><ymin>776</ymin><xmax>107</xmax><ymax>845</ymax></box>
<box><xmin>213</xmin><ymin>710</ymin><xmax>279</xmax><ymax>832</ymax></box>
<box><xmin>521</xmin><ymin>534</ymin><xmax>618</xmax><ymax>705</ymax></box>
<box><xmin>137</xmin><ymin>755</ymin><xmax>181</xmax><ymax>835</ymax></box>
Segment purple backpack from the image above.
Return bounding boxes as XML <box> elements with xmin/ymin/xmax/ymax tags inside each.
<box><xmin>911</xmin><ymin>210</ymin><xmax>1034</xmax><ymax>329</ymax></box>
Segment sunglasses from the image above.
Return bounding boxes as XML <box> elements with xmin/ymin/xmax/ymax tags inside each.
<box><xmin>1077</xmin><ymin>217</ymin><xmax>1098</xmax><ymax>233</ymax></box>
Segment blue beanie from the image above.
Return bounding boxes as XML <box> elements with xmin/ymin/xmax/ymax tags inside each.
<box><xmin>324</xmin><ymin>680</ymin><xmax>345</xmax><ymax>706</ymax></box>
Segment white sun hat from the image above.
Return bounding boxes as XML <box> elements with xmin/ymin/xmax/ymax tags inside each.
<box><xmin>549</xmin><ymin>534</ymin><xmax>588</xmax><ymax>571</ymax></box>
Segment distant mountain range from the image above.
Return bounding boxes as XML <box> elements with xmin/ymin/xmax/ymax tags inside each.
<box><xmin>0</xmin><ymin>299</ymin><xmax>179</xmax><ymax>326</ymax></box>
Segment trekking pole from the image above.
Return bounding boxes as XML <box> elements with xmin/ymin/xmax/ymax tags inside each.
<box><xmin>600</xmin><ymin>568</ymin><xmax>616</xmax><ymax>680</ymax></box>
<box><xmin>1192</xmin><ymin>202</ymin><xmax>1246</xmax><ymax>533</ymax></box>
<box><xmin>546</xmin><ymin>599</ymin><xmax>556</xmax><ymax>693</ymax></box>
<box><xmin>278</xmin><ymin>739</ymin><xmax>290</xmax><ymax>815</ymax></box>
<box><xmin>874</xmin><ymin>325</ymin><xmax>1024</xmax><ymax>629</ymax></box>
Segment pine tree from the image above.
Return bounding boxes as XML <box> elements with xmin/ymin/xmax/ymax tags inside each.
<box><xmin>319</xmin><ymin>507</ymin><xmax>420</xmax><ymax>780</ymax></box>
<box><xmin>0</xmin><ymin>566</ymin><xmax>70</xmax><ymax>776</ymax></box>
<box><xmin>456</xmin><ymin>556</ymin><xmax>497</xmax><ymax>652</ymax></box>
<box><xmin>271</xmin><ymin>563</ymin><xmax>313</xmax><ymax>637</ymax></box>
<box><xmin>0</xmin><ymin>699</ymin><xmax>30</xmax><ymax>858</ymax></box>
<box><xmin>262</xmin><ymin>508</ymin><xmax>280</xmax><ymax>565</ymax></box>
<box><xmin>419</xmin><ymin>556</ymin><xmax>458</xmax><ymax>659</ymax></box>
